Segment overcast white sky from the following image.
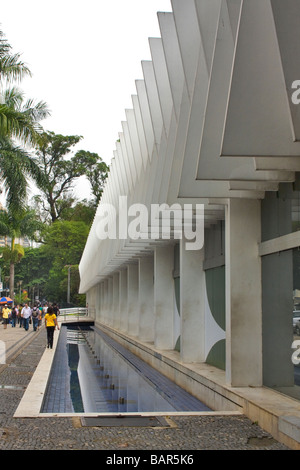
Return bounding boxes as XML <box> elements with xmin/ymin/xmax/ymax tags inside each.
<box><xmin>1</xmin><ymin>0</ymin><xmax>172</xmax><ymax>201</ymax></box>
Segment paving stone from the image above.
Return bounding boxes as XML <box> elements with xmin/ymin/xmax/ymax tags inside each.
<box><xmin>0</xmin><ymin>326</ymin><xmax>289</xmax><ymax>451</ymax></box>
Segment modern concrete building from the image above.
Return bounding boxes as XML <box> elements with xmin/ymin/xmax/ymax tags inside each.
<box><xmin>79</xmin><ymin>0</ymin><xmax>300</xmax><ymax>448</ymax></box>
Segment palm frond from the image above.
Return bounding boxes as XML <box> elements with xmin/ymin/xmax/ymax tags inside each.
<box><xmin>23</xmin><ymin>98</ymin><xmax>50</xmax><ymax>122</ymax></box>
<box><xmin>0</xmin><ymin>104</ymin><xmax>44</xmax><ymax>145</ymax></box>
<box><xmin>1</xmin><ymin>87</ymin><xmax>24</xmax><ymax>108</ymax></box>
<box><xmin>0</xmin><ymin>28</ymin><xmax>31</xmax><ymax>82</ymax></box>
<box><xmin>0</xmin><ymin>137</ymin><xmax>30</xmax><ymax>211</ymax></box>
<box><xmin>0</xmin><ymin>53</ymin><xmax>31</xmax><ymax>83</ymax></box>
<box><xmin>0</xmin><ymin>30</ymin><xmax>11</xmax><ymax>58</ymax></box>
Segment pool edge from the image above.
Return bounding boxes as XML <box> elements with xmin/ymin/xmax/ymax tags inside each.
<box><xmin>14</xmin><ymin>326</ymin><xmax>61</xmax><ymax>418</ymax></box>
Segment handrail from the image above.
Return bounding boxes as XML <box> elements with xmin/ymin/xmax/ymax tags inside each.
<box><xmin>59</xmin><ymin>307</ymin><xmax>88</xmax><ymax>314</ymax></box>
<box><xmin>59</xmin><ymin>307</ymin><xmax>88</xmax><ymax>322</ymax></box>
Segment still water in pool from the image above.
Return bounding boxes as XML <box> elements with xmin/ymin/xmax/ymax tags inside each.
<box><xmin>42</xmin><ymin>324</ymin><xmax>210</xmax><ymax>414</ymax></box>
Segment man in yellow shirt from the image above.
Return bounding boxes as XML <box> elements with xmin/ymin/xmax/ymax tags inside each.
<box><xmin>2</xmin><ymin>304</ymin><xmax>11</xmax><ymax>329</ymax></box>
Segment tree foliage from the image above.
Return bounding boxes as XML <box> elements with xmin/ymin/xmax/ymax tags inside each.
<box><xmin>0</xmin><ymin>29</ymin><xmax>31</xmax><ymax>83</ymax></box>
<box><xmin>0</xmin><ymin>207</ymin><xmax>43</xmax><ymax>299</ymax></box>
<box><xmin>0</xmin><ymin>88</ymin><xmax>49</xmax><ymax>147</ymax></box>
<box><xmin>33</xmin><ymin>131</ymin><xmax>109</xmax><ymax>222</ymax></box>
<box><xmin>15</xmin><ymin>220</ymin><xmax>90</xmax><ymax>305</ymax></box>
<box><xmin>0</xmin><ymin>30</ymin><xmax>50</xmax><ymax>212</ymax></box>
<box><xmin>0</xmin><ymin>30</ymin><xmax>50</xmax><ymax>147</ymax></box>
<box><xmin>74</xmin><ymin>150</ymin><xmax>109</xmax><ymax>207</ymax></box>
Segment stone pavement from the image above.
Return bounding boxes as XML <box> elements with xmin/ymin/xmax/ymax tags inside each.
<box><xmin>0</xmin><ymin>321</ymin><xmax>290</xmax><ymax>452</ymax></box>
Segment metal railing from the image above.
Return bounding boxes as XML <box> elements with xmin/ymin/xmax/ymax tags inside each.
<box><xmin>59</xmin><ymin>307</ymin><xmax>88</xmax><ymax>322</ymax></box>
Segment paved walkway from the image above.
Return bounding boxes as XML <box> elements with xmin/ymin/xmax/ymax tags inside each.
<box><xmin>0</xmin><ymin>320</ymin><xmax>290</xmax><ymax>452</ymax></box>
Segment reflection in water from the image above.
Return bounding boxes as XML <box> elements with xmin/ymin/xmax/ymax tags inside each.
<box><xmin>68</xmin><ymin>343</ymin><xmax>84</xmax><ymax>412</ymax></box>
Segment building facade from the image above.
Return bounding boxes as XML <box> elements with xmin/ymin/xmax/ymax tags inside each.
<box><xmin>79</xmin><ymin>0</ymin><xmax>300</xmax><ymax>448</ymax></box>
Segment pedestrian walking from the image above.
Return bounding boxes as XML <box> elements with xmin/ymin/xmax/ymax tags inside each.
<box><xmin>44</xmin><ymin>306</ymin><xmax>59</xmax><ymax>349</ymax></box>
<box><xmin>31</xmin><ymin>304</ymin><xmax>39</xmax><ymax>331</ymax></box>
<box><xmin>11</xmin><ymin>305</ymin><xmax>18</xmax><ymax>327</ymax></box>
<box><xmin>53</xmin><ymin>303</ymin><xmax>60</xmax><ymax>317</ymax></box>
<box><xmin>18</xmin><ymin>304</ymin><xmax>23</xmax><ymax>328</ymax></box>
<box><xmin>2</xmin><ymin>304</ymin><xmax>11</xmax><ymax>330</ymax></box>
<box><xmin>38</xmin><ymin>305</ymin><xmax>43</xmax><ymax>330</ymax></box>
<box><xmin>38</xmin><ymin>304</ymin><xmax>43</xmax><ymax>317</ymax></box>
<box><xmin>21</xmin><ymin>303</ymin><xmax>32</xmax><ymax>331</ymax></box>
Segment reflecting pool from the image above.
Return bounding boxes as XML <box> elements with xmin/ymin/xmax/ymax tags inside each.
<box><xmin>42</xmin><ymin>323</ymin><xmax>211</xmax><ymax>414</ymax></box>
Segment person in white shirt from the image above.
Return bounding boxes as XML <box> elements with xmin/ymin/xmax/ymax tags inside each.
<box><xmin>21</xmin><ymin>304</ymin><xmax>32</xmax><ymax>331</ymax></box>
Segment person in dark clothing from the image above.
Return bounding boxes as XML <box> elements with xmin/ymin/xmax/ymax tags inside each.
<box><xmin>11</xmin><ymin>305</ymin><xmax>18</xmax><ymax>327</ymax></box>
<box><xmin>53</xmin><ymin>303</ymin><xmax>60</xmax><ymax>317</ymax></box>
<box><xmin>32</xmin><ymin>304</ymin><xmax>40</xmax><ymax>331</ymax></box>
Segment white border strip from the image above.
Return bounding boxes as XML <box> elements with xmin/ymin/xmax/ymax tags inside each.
<box><xmin>14</xmin><ymin>327</ymin><xmax>60</xmax><ymax>418</ymax></box>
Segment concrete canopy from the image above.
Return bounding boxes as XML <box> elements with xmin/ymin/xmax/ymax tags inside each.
<box><xmin>79</xmin><ymin>0</ymin><xmax>300</xmax><ymax>293</ymax></box>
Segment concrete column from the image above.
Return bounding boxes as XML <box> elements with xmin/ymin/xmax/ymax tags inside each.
<box><xmin>127</xmin><ymin>263</ymin><xmax>139</xmax><ymax>336</ymax></box>
<box><xmin>102</xmin><ymin>279</ymin><xmax>108</xmax><ymax>325</ymax></box>
<box><xmin>95</xmin><ymin>283</ymin><xmax>101</xmax><ymax>323</ymax></box>
<box><xmin>98</xmin><ymin>282</ymin><xmax>104</xmax><ymax>323</ymax></box>
<box><xmin>113</xmin><ymin>272</ymin><xmax>120</xmax><ymax>329</ymax></box>
<box><xmin>154</xmin><ymin>245</ymin><xmax>174</xmax><ymax>349</ymax></box>
<box><xmin>180</xmin><ymin>238</ymin><xmax>206</xmax><ymax>362</ymax></box>
<box><xmin>87</xmin><ymin>286</ymin><xmax>96</xmax><ymax>319</ymax></box>
<box><xmin>101</xmin><ymin>282</ymin><xmax>106</xmax><ymax>324</ymax></box>
<box><xmin>225</xmin><ymin>198</ymin><xmax>262</xmax><ymax>387</ymax></box>
<box><xmin>107</xmin><ymin>277</ymin><xmax>113</xmax><ymax>327</ymax></box>
<box><xmin>86</xmin><ymin>290</ymin><xmax>91</xmax><ymax>318</ymax></box>
<box><xmin>119</xmin><ymin>268</ymin><xmax>128</xmax><ymax>333</ymax></box>
<box><xmin>138</xmin><ymin>256</ymin><xmax>154</xmax><ymax>342</ymax></box>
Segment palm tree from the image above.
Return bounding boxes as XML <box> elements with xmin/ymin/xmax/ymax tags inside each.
<box><xmin>0</xmin><ymin>29</ymin><xmax>31</xmax><ymax>83</ymax></box>
<box><xmin>0</xmin><ymin>29</ymin><xmax>50</xmax><ymax>211</ymax></box>
<box><xmin>0</xmin><ymin>29</ymin><xmax>48</xmax><ymax>147</ymax></box>
<box><xmin>0</xmin><ymin>137</ymin><xmax>44</xmax><ymax>212</ymax></box>
<box><xmin>0</xmin><ymin>29</ymin><xmax>50</xmax><ymax>301</ymax></box>
<box><xmin>0</xmin><ymin>86</ymin><xmax>50</xmax><ymax>147</ymax></box>
<box><xmin>0</xmin><ymin>207</ymin><xmax>42</xmax><ymax>300</ymax></box>
<box><xmin>0</xmin><ymin>87</ymin><xmax>50</xmax><ymax>212</ymax></box>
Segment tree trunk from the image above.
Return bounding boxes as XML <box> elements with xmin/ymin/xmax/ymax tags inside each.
<box><xmin>48</xmin><ymin>192</ymin><xmax>57</xmax><ymax>222</ymax></box>
<box><xmin>9</xmin><ymin>262</ymin><xmax>14</xmax><ymax>301</ymax></box>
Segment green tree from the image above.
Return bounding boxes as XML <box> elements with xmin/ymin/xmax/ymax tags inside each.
<box><xmin>33</xmin><ymin>131</ymin><xmax>84</xmax><ymax>222</ymax></box>
<box><xmin>40</xmin><ymin>220</ymin><xmax>90</xmax><ymax>303</ymax></box>
<box><xmin>0</xmin><ymin>30</ymin><xmax>50</xmax><ymax>147</ymax></box>
<box><xmin>0</xmin><ymin>207</ymin><xmax>42</xmax><ymax>299</ymax></box>
<box><xmin>14</xmin><ymin>246</ymin><xmax>52</xmax><ymax>303</ymax></box>
<box><xmin>0</xmin><ymin>88</ymin><xmax>49</xmax><ymax>147</ymax></box>
<box><xmin>0</xmin><ymin>29</ymin><xmax>31</xmax><ymax>83</ymax></box>
<box><xmin>33</xmin><ymin>132</ymin><xmax>109</xmax><ymax>222</ymax></box>
<box><xmin>74</xmin><ymin>150</ymin><xmax>109</xmax><ymax>207</ymax></box>
<box><xmin>13</xmin><ymin>201</ymin><xmax>95</xmax><ymax>304</ymax></box>
<box><xmin>60</xmin><ymin>264</ymin><xmax>86</xmax><ymax>306</ymax></box>
<box><xmin>0</xmin><ymin>88</ymin><xmax>49</xmax><ymax>212</ymax></box>
<box><xmin>0</xmin><ymin>136</ymin><xmax>45</xmax><ymax>212</ymax></box>
<box><xmin>0</xmin><ymin>30</ymin><xmax>50</xmax><ymax>212</ymax></box>
<box><xmin>60</xmin><ymin>199</ymin><xmax>96</xmax><ymax>226</ymax></box>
